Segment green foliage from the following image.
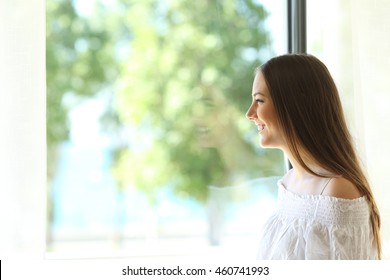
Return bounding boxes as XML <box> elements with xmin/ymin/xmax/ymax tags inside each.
<box><xmin>112</xmin><ymin>0</ymin><xmax>284</xmax><ymax>203</ymax></box>
<box><xmin>46</xmin><ymin>0</ymin><xmax>284</xmax><ymax>204</ymax></box>
<box><xmin>46</xmin><ymin>0</ymin><xmax>126</xmax><ymax>177</ymax></box>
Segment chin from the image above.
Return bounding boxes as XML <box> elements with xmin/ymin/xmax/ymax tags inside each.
<box><xmin>259</xmin><ymin>142</ymin><xmax>269</xmax><ymax>149</ymax></box>
<box><xmin>259</xmin><ymin>140</ymin><xmax>278</xmax><ymax>149</ymax></box>
<box><xmin>259</xmin><ymin>138</ymin><xmax>269</xmax><ymax>148</ymax></box>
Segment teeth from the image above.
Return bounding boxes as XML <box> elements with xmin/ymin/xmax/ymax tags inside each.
<box><xmin>257</xmin><ymin>124</ymin><xmax>265</xmax><ymax>133</ymax></box>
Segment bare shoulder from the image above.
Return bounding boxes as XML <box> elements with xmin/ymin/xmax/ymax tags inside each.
<box><xmin>322</xmin><ymin>176</ymin><xmax>362</xmax><ymax>199</ymax></box>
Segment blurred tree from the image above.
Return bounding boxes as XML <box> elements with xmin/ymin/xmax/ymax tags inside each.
<box><xmin>46</xmin><ymin>0</ymin><xmax>285</xmax><ymax>247</ymax></box>
<box><xmin>46</xmin><ymin>0</ymin><xmax>129</xmax><ymax>246</ymax></box>
<box><xmin>112</xmin><ymin>0</ymin><xmax>284</xmax><ymax>204</ymax></box>
<box><xmin>46</xmin><ymin>0</ymin><xmax>122</xmax><ymax>176</ymax></box>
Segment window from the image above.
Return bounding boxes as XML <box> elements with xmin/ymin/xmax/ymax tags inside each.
<box><xmin>46</xmin><ymin>0</ymin><xmax>286</xmax><ymax>259</ymax></box>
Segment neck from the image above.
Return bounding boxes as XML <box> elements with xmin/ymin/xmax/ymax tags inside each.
<box><xmin>283</xmin><ymin>149</ymin><xmax>332</xmax><ymax>179</ymax></box>
<box><xmin>284</xmin><ymin>150</ymin><xmax>306</xmax><ymax>178</ymax></box>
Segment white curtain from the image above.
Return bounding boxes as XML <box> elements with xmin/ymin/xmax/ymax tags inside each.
<box><xmin>350</xmin><ymin>0</ymin><xmax>390</xmax><ymax>258</ymax></box>
<box><xmin>0</xmin><ymin>0</ymin><xmax>46</xmax><ymax>258</ymax></box>
<box><xmin>308</xmin><ymin>0</ymin><xmax>390</xmax><ymax>258</ymax></box>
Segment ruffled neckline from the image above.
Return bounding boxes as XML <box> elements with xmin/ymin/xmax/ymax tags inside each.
<box><xmin>277</xmin><ymin>179</ymin><xmax>367</xmax><ymax>204</ymax></box>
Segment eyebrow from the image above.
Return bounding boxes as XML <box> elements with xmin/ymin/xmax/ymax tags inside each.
<box><xmin>252</xmin><ymin>92</ymin><xmax>266</xmax><ymax>97</ymax></box>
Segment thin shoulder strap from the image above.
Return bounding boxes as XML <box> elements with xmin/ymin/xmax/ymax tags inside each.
<box><xmin>320</xmin><ymin>177</ymin><xmax>334</xmax><ymax>195</ymax></box>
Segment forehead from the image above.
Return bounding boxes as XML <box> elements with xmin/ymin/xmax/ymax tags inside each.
<box><xmin>252</xmin><ymin>71</ymin><xmax>269</xmax><ymax>95</ymax></box>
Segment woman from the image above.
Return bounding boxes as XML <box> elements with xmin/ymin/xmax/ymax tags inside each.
<box><xmin>246</xmin><ymin>54</ymin><xmax>381</xmax><ymax>259</ymax></box>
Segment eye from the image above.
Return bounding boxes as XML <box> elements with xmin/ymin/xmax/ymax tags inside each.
<box><xmin>255</xmin><ymin>99</ymin><xmax>264</xmax><ymax>104</ymax></box>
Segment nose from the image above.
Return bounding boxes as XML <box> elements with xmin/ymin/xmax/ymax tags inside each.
<box><xmin>245</xmin><ymin>103</ymin><xmax>256</xmax><ymax>121</ymax></box>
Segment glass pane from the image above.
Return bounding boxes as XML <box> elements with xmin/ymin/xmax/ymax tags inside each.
<box><xmin>46</xmin><ymin>0</ymin><xmax>286</xmax><ymax>259</ymax></box>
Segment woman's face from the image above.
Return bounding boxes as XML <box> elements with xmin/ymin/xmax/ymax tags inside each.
<box><xmin>193</xmin><ymin>91</ymin><xmax>232</xmax><ymax>148</ymax></box>
<box><xmin>246</xmin><ymin>71</ymin><xmax>285</xmax><ymax>149</ymax></box>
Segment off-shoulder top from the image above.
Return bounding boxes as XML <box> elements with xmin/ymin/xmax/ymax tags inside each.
<box><xmin>256</xmin><ymin>178</ymin><xmax>377</xmax><ymax>260</ymax></box>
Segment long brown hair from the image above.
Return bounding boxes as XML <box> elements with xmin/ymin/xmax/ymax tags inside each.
<box><xmin>259</xmin><ymin>53</ymin><xmax>381</xmax><ymax>259</ymax></box>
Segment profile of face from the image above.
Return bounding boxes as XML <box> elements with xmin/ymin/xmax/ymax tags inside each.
<box><xmin>246</xmin><ymin>71</ymin><xmax>285</xmax><ymax>150</ymax></box>
<box><xmin>193</xmin><ymin>90</ymin><xmax>232</xmax><ymax>148</ymax></box>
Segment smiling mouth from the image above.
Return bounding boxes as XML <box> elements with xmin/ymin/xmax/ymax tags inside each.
<box><xmin>257</xmin><ymin>124</ymin><xmax>265</xmax><ymax>133</ymax></box>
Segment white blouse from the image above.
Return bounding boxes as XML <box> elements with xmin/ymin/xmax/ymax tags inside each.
<box><xmin>257</xmin><ymin>179</ymin><xmax>377</xmax><ymax>260</ymax></box>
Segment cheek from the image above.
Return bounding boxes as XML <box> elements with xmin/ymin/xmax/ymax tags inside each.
<box><xmin>257</xmin><ymin>105</ymin><xmax>273</xmax><ymax>122</ymax></box>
